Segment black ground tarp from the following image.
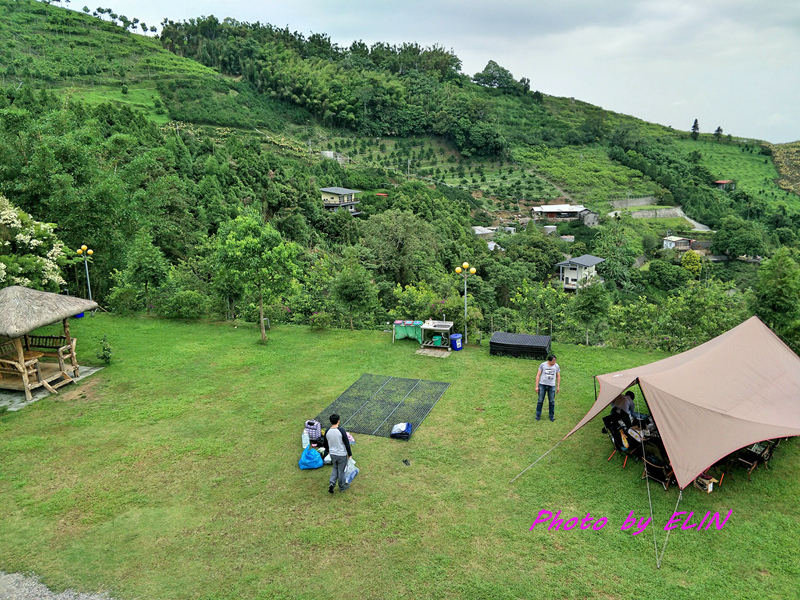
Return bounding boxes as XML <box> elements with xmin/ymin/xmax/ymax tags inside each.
<box><xmin>314</xmin><ymin>374</ymin><xmax>450</xmax><ymax>439</ymax></box>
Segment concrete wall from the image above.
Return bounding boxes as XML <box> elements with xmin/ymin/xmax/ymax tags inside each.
<box><xmin>609</xmin><ymin>197</ymin><xmax>656</xmax><ymax>209</ymax></box>
<box><xmin>631</xmin><ymin>208</ymin><xmax>684</xmax><ymax>219</ymax></box>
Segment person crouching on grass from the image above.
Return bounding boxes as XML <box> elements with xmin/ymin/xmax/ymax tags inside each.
<box><xmin>324</xmin><ymin>413</ymin><xmax>352</xmax><ymax>494</ymax></box>
<box><xmin>535</xmin><ymin>354</ymin><xmax>561</xmax><ymax>422</ymax></box>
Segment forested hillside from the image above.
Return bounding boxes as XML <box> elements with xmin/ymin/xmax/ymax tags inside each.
<box><xmin>2</xmin><ymin>0</ymin><xmax>800</xmax><ymax>352</ymax></box>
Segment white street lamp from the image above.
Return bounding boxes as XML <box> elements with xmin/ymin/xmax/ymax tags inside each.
<box><xmin>76</xmin><ymin>244</ymin><xmax>94</xmax><ymax>309</ymax></box>
<box><xmin>455</xmin><ymin>261</ymin><xmax>477</xmax><ymax>345</ymax></box>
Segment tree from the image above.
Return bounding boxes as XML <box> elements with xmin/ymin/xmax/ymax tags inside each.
<box><xmin>714</xmin><ymin>126</ymin><xmax>723</xmax><ymax>142</ymax></box>
<box><xmin>691</xmin><ymin>119</ymin><xmax>700</xmax><ymax>140</ymax></box>
<box><xmin>361</xmin><ymin>209</ymin><xmax>436</xmax><ymax>286</ymax></box>
<box><xmin>680</xmin><ymin>250</ymin><xmax>702</xmax><ymax>278</ymax></box>
<box><xmin>570</xmin><ymin>280</ymin><xmax>610</xmax><ymax>345</ymax></box>
<box><xmin>124</xmin><ymin>230</ymin><xmax>169</xmax><ymax>313</ymax></box>
<box><xmin>332</xmin><ymin>255</ymin><xmax>378</xmax><ymax>330</ymax></box>
<box><xmin>216</xmin><ymin>211</ymin><xmax>300</xmax><ymax>341</ymax></box>
<box><xmin>593</xmin><ymin>219</ymin><xmax>637</xmax><ymax>289</ymax></box>
<box><xmin>711</xmin><ymin>216</ymin><xmax>765</xmax><ymax>258</ymax></box>
<box><xmin>472</xmin><ymin>60</ymin><xmax>523</xmax><ymax>94</ymax></box>
<box><xmin>648</xmin><ymin>259</ymin><xmax>691</xmax><ymax>291</ymax></box>
<box><xmin>0</xmin><ymin>195</ymin><xmax>71</xmax><ymax>291</ymax></box>
<box><xmin>752</xmin><ymin>247</ymin><xmax>800</xmax><ymax>334</ymax></box>
<box><xmin>641</xmin><ymin>233</ymin><xmax>661</xmax><ymax>259</ymax></box>
<box><xmin>513</xmin><ymin>280</ymin><xmax>568</xmax><ymax>335</ymax></box>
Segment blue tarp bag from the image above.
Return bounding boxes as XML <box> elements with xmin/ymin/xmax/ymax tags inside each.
<box><xmin>299</xmin><ymin>445</ymin><xmax>323</xmax><ymax>469</ymax></box>
<box><xmin>390</xmin><ymin>422</ymin><xmax>413</xmax><ymax>440</ymax></box>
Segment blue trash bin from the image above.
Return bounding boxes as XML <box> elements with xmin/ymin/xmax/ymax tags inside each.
<box><xmin>450</xmin><ymin>333</ymin><xmax>463</xmax><ymax>350</ymax></box>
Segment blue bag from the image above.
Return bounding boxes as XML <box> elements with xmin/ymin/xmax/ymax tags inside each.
<box><xmin>390</xmin><ymin>422</ymin><xmax>413</xmax><ymax>440</ymax></box>
<box><xmin>299</xmin><ymin>445</ymin><xmax>323</xmax><ymax>469</ymax></box>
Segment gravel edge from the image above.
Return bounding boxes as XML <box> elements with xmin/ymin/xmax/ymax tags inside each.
<box><xmin>0</xmin><ymin>572</ymin><xmax>118</xmax><ymax>600</ymax></box>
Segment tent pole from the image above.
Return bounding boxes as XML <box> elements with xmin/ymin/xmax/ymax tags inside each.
<box><xmin>639</xmin><ymin>420</ymin><xmax>660</xmax><ymax>568</ymax></box>
<box><xmin>657</xmin><ymin>489</ymin><xmax>683</xmax><ymax>568</ymax></box>
<box><xmin>593</xmin><ymin>376</ymin><xmax>597</xmax><ymax>401</ymax></box>
<box><xmin>509</xmin><ymin>439</ymin><xmax>566</xmax><ymax>484</ymax></box>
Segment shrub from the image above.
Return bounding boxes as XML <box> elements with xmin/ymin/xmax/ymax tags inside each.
<box><xmin>309</xmin><ymin>311</ymin><xmax>333</xmax><ymax>331</ymax></box>
<box><xmin>96</xmin><ymin>334</ymin><xmax>113</xmax><ymax>365</ymax></box>
<box><xmin>161</xmin><ymin>290</ymin><xmax>209</xmax><ymax>319</ymax></box>
<box><xmin>106</xmin><ymin>284</ymin><xmax>141</xmax><ymax>314</ymax></box>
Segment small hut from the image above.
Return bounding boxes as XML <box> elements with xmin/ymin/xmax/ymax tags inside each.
<box><xmin>0</xmin><ymin>286</ymin><xmax>97</xmax><ymax>402</ymax></box>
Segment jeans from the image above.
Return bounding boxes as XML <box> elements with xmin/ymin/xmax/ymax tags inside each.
<box><xmin>330</xmin><ymin>454</ymin><xmax>350</xmax><ymax>491</ymax></box>
<box><xmin>537</xmin><ymin>384</ymin><xmax>555</xmax><ymax>420</ymax></box>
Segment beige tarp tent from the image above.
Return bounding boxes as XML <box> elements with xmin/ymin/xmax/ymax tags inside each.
<box><xmin>564</xmin><ymin>317</ymin><xmax>800</xmax><ymax>489</ymax></box>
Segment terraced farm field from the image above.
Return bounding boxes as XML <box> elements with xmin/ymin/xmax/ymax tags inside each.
<box><xmin>675</xmin><ymin>139</ymin><xmax>797</xmax><ymax>209</ymax></box>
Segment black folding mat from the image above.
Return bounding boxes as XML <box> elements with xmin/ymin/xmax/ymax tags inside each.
<box><xmin>315</xmin><ymin>374</ymin><xmax>450</xmax><ymax>439</ymax></box>
<box><xmin>489</xmin><ymin>332</ymin><xmax>551</xmax><ymax>359</ymax></box>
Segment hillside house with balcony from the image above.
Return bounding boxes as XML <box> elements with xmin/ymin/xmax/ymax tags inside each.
<box><xmin>663</xmin><ymin>236</ymin><xmax>691</xmax><ymax>252</ymax></box>
<box><xmin>555</xmin><ymin>254</ymin><xmax>605</xmax><ymax>290</ymax></box>
<box><xmin>320</xmin><ymin>187</ymin><xmax>361</xmax><ymax>215</ymax></box>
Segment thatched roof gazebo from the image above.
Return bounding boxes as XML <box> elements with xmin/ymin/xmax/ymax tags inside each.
<box><xmin>0</xmin><ymin>286</ymin><xmax>97</xmax><ymax>402</ymax></box>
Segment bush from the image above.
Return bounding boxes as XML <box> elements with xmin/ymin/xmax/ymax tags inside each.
<box><xmin>96</xmin><ymin>334</ymin><xmax>113</xmax><ymax>365</ymax></box>
<box><xmin>161</xmin><ymin>290</ymin><xmax>209</xmax><ymax>319</ymax></box>
<box><xmin>106</xmin><ymin>284</ymin><xmax>141</xmax><ymax>314</ymax></box>
<box><xmin>309</xmin><ymin>311</ymin><xmax>333</xmax><ymax>331</ymax></box>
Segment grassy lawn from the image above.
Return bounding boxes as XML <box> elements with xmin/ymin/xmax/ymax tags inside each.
<box><xmin>1</xmin><ymin>316</ymin><xmax>798</xmax><ymax>599</ymax></box>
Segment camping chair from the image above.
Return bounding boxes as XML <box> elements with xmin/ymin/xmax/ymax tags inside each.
<box><xmin>601</xmin><ymin>414</ymin><xmax>641</xmax><ymax>469</ymax></box>
<box><xmin>641</xmin><ymin>440</ymin><xmax>675</xmax><ymax>491</ymax></box>
<box><xmin>736</xmin><ymin>440</ymin><xmax>778</xmax><ymax>481</ymax></box>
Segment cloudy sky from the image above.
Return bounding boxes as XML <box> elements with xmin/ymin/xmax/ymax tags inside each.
<box><xmin>89</xmin><ymin>0</ymin><xmax>800</xmax><ymax>144</ymax></box>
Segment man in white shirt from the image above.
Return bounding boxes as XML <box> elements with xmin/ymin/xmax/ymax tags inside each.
<box><xmin>535</xmin><ymin>355</ymin><xmax>561</xmax><ymax>422</ymax></box>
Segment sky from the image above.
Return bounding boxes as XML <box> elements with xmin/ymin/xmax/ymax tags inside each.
<box><xmin>82</xmin><ymin>0</ymin><xmax>800</xmax><ymax>144</ymax></box>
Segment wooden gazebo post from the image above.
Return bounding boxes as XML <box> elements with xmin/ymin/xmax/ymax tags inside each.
<box><xmin>63</xmin><ymin>318</ymin><xmax>79</xmax><ymax>377</ymax></box>
<box><xmin>13</xmin><ymin>337</ymin><xmax>33</xmax><ymax>402</ymax></box>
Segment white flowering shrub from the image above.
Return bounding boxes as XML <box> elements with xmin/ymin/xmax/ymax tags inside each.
<box><xmin>0</xmin><ymin>195</ymin><xmax>69</xmax><ymax>291</ymax></box>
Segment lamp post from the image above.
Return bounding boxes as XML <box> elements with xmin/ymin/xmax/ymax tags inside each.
<box><xmin>76</xmin><ymin>244</ymin><xmax>94</xmax><ymax>305</ymax></box>
<box><xmin>455</xmin><ymin>261</ymin><xmax>476</xmax><ymax>345</ymax></box>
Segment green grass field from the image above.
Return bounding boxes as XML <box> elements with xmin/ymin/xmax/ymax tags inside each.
<box><xmin>1</xmin><ymin>316</ymin><xmax>798</xmax><ymax>599</ymax></box>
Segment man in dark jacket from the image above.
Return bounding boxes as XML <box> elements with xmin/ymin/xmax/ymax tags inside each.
<box><xmin>324</xmin><ymin>413</ymin><xmax>353</xmax><ymax>494</ymax></box>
